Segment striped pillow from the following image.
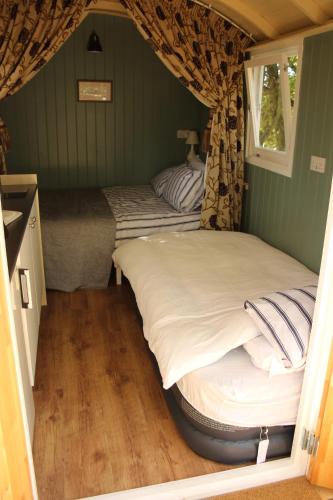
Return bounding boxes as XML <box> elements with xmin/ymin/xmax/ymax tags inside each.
<box><xmin>151</xmin><ymin>164</ymin><xmax>185</xmax><ymax>197</ymax></box>
<box><xmin>163</xmin><ymin>165</ymin><xmax>204</xmax><ymax>212</ymax></box>
<box><xmin>244</xmin><ymin>285</ymin><xmax>317</xmax><ymax>369</ymax></box>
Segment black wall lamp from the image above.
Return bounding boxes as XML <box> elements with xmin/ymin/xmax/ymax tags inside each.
<box><xmin>87</xmin><ymin>31</ymin><xmax>103</xmax><ymax>53</ymax></box>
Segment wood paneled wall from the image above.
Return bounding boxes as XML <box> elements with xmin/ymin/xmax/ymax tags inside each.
<box><xmin>0</xmin><ymin>14</ymin><xmax>205</xmax><ymax>190</ymax></box>
<box><xmin>243</xmin><ymin>30</ymin><xmax>333</xmax><ymax>273</ymax></box>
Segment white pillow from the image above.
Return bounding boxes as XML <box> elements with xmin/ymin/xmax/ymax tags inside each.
<box><xmin>151</xmin><ymin>164</ymin><xmax>185</xmax><ymax>197</ymax></box>
<box><xmin>163</xmin><ymin>165</ymin><xmax>204</xmax><ymax>212</ymax></box>
<box><xmin>189</xmin><ymin>157</ymin><xmax>206</xmax><ymax>172</ymax></box>
<box><xmin>243</xmin><ymin>335</ymin><xmax>302</xmax><ymax>375</ymax></box>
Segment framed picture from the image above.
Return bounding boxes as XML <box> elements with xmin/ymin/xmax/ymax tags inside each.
<box><xmin>77</xmin><ymin>80</ymin><xmax>112</xmax><ymax>102</ymax></box>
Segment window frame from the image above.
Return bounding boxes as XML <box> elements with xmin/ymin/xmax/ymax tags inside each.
<box><xmin>245</xmin><ymin>44</ymin><xmax>303</xmax><ymax>177</ymax></box>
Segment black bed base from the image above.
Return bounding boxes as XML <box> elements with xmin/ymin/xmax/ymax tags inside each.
<box><xmin>164</xmin><ymin>388</ymin><xmax>295</xmax><ymax>465</ymax></box>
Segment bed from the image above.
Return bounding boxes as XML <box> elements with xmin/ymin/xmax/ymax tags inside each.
<box><xmin>112</xmin><ymin>230</ymin><xmax>318</xmax><ymax>464</ymax></box>
<box><xmin>103</xmin><ymin>185</ymin><xmax>201</xmax><ymax>248</ymax></box>
<box><xmin>40</xmin><ymin>162</ymin><xmax>204</xmax><ymax>291</ymax></box>
<box><xmin>39</xmin><ymin>189</ymin><xmax>116</xmax><ymax>292</ymax></box>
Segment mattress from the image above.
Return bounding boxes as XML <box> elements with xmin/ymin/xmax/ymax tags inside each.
<box><xmin>113</xmin><ymin>231</ymin><xmax>318</xmax><ymax>389</ymax></box>
<box><xmin>165</xmin><ymin>387</ymin><xmax>295</xmax><ymax>464</ymax></box>
<box><xmin>176</xmin><ymin>346</ymin><xmax>304</xmax><ymax>428</ymax></box>
<box><xmin>103</xmin><ymin>185</ymin><xmax>200</xmax><ymax>247</ymax></box>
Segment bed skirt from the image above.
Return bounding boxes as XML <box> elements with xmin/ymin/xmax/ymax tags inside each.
<box><xmin>165</xmin><ymin>386</ymin><xmax>295</xmax><ymax>465</ymax></box>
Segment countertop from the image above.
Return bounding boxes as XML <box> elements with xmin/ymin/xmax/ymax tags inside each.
<box><xmin>1</xmin><ymin>184</ymin><xmax>37</xmax><ymax>280</ymax></box>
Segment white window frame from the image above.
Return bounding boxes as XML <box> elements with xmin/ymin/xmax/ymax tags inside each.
<box><xmin>245</xmin><ymin>44</ymin><xmax>303</xmax><ymax>177</ymax></box>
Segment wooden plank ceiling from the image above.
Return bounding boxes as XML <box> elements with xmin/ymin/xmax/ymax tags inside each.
<box><xmin>88</xmin><ymin>0</ymin><xmax>333</xmax><ymax>42</ymax></box>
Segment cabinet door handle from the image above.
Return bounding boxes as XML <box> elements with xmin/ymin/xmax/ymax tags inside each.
<box><xmin>19</xmin><ymin>269</ymin><xmax>33</xmax><ymax>309</ymax></box>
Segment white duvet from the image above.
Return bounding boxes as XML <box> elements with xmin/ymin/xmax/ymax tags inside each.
<box><xmin>112</xmin><ymin>231</ymin><xmax>317</xmax><ymax>389</ymax></box>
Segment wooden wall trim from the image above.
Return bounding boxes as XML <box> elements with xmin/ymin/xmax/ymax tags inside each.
<box><xmin>85</xmin><ymin>0</ymin><xmax>128</xmax><ymax>18</ymax></box>
<box><xmin>307</xmin><ymin>340</ymin><xmax>333</xmax><ymax>487</ymax></box>
<box><xmin>0</xmin><ymin>211</ymin><xmax>33</xmax><ymax>499</ymax></box>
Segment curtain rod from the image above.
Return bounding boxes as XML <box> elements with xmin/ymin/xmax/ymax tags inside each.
<box><xmin>192</xmin><ymin>0</ymin><xmax>257</xmax><ymax>43</ymax></box>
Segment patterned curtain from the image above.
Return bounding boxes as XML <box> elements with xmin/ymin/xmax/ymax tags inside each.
<box><xmin>0</xmin><ymin>117</ymin><xmax>10</xmax><ymax>174</ymax></box>
<box><xmin>120</xmin><ymin>0</ymin><xmax>251</xmax><ymax>230</ymax></box>
<box><xmin>0</xmin><ymin>1</ymin><xmax>93</xmax><ymax>99</ymax></box>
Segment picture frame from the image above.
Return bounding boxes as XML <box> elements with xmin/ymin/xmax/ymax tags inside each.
<box><xmin>77</xmin><ymin>80</ymin><xmax>112</xmax><ymax>102</ymax></box>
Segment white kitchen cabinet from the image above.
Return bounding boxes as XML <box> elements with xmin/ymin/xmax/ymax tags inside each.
<box><xmin>10</xmin><ymin>267</ymin><xmax>35</xmax><ymax>443</ymax></box>
<box><xmin>1</xmin><ymin>173</ymin><xmax>45</xmax><ymax>500</ymax></box>
<box><xmin>14</xmin><ymin>193</ymin><xmax>45</xmax><ymax>390</ymax></box>
<box><xmin>1</xmin><ymin>176</ymin><xmax>45</xmax><ymax>393</ymax></box>
<box><xmin>7</xmin><ymin>191</ymin><xmax>45</xmax><ymax>444</ymax></box>
<box><xmin>28</xmin><ymin>197</ymin><xmax>43</xmax><ymax>320</ymax></box>
<box><xmin>17</xmin><ymin>222</ymin><xmax>40</xmax><ymax>386</ymax></box>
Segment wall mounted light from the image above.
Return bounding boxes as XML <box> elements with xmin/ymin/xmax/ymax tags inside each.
<box><xmin>186</xmin><ymin>130</ymin><xmax>199</xmax><ymax>161</ymax></box>
<box><xmin>87</xmin><ymin>31</ymin><xmax>103</xmax><ymax>53</ymax></box>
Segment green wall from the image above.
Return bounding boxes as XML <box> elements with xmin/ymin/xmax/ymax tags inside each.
<box><xmin>243</xmin><ymin>30</ymin><xmax>333</xmax><ymax>273</ymax></box>
<box><xmin>0</xmin><ymin>14</ymin><xmax>205</xmax><ymax>189</ymax></box>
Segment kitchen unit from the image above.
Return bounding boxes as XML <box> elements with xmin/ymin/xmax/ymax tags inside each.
<box><xmin>1</xmin><ymin>174</ymin><xmax>46</xmax><ymax>443</ymax></box>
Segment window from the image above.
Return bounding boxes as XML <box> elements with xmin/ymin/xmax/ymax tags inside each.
<box><xmin>245</xmin><ymin>45</ymin><xmax>302</xmax><ymax>177</ymax></box>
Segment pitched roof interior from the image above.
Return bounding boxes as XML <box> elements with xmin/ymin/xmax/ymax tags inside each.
<box><xmin>88</xmin><ymin>0</ymin><xmax>333</xmax><ymax>42</ymax></box>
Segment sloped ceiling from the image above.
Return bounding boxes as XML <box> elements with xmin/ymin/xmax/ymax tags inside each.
<box><xmin>87</xmin><ymin>0</ymin><xmax>333</xmax><ymax>42</ymax></box>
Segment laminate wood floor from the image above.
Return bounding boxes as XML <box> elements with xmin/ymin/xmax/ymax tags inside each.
<box><xmin>33</xmin><ymin>285</ymin><xmax>231</xmax><ymax>500</ymax></box>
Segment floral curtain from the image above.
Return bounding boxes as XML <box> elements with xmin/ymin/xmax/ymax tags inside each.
<box><xmin>120</xmin><ymin>0</ymin><xmax>251</xmax><ymax>230</ymax></box>
<box><xmin>0</xmin><ymin>0</ymin><xmax>94</xmax><ymax>173</ymax></box>
<box><xmin>0</xmin><ymin>0</ymin><xmax>93</xmax><ymax>98</ymax></box>
<box><xmin>0</xmin><ymin>117</ymin><xmax>10</xmax><ymax>174</ymax></box>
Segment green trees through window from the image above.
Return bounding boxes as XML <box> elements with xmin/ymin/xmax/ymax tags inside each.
<box><xmin>259</xmin><ymin>56</ymin><xmax>297</xmax><ymax>152</ymax></box>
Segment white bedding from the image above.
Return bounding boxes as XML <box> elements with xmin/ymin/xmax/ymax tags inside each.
<box><xmin>112</xmin><ymin>231</ymin><xmax>317</xmax><ymax>389</ymax></box>
<box><xmin>103</xmin><ymin>185</ymin><xmax>200</xmax><ymax>247</ymax></box>
<box><xmin>177</xmin><ymin>346</ymin><xmax>304</xmax><ymax>427</ymax></box>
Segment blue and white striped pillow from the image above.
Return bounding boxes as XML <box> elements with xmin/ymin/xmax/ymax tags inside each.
<box><xmin>151</xmin><ymin>164</ymin><xmax>185</xmax><ymax>197</ymax></box>
<box><xmin>244</xmin><ymin>285</ymin><xmax>317</xmax><ymax>369</ymax></box>
<box><xmin>163</xmin><ymin>165</ymin><xmax>204</xmax><ymax>212</ymax></box>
